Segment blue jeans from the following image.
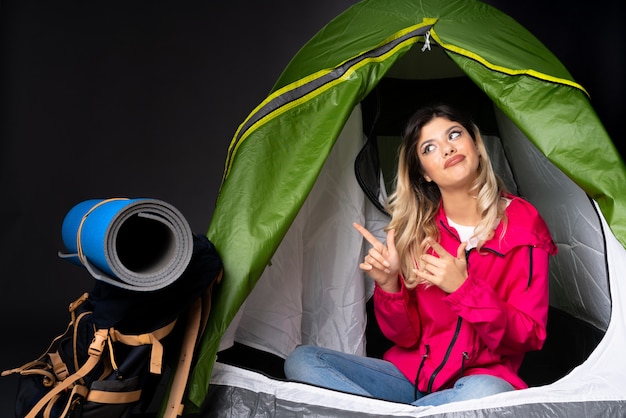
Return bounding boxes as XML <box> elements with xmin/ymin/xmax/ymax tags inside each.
<box><xmin>284</xmin><ymin>345</ymin><xmax>515</xmax><ymax>406</ymax></box>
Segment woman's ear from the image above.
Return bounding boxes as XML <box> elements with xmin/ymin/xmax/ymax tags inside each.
<box><xmin>423</xmin><ymin>174</ymin><xmax>432</xmax><ymax>182</ymax></box>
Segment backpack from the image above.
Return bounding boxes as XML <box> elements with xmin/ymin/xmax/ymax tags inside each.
<box><xmin>2</xmin><ymin>233</ymin><xmax>222</xmax><ymax>418</ymax></box>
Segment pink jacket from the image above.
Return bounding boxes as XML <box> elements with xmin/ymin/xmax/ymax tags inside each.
<box><xmin>374</xmin><ymin>195</ymin><xmax>557</xmax><ymax>393</ymax></box>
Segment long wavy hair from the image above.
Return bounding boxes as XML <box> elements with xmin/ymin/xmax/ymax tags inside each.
<box><xmin>386</xmin><ymin>104</ymin><xmax>508</xmax><ymax>288</ymax></box>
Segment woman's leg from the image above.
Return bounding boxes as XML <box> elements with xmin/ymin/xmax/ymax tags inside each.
<box><xmin>284</xmin><ymin>345</ymin><xmax>416</xmax><ymax>403</ymax></box>
<box><xmin>412</xmin><ymin>374</ymin><xmax>515</xmax><ymax>407</ymax></box>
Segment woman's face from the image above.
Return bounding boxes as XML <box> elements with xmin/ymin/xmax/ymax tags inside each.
<box><xmin>416</xmin><ymin>116</ymin><xmax>480</xmax><ymax>192</ymax></box>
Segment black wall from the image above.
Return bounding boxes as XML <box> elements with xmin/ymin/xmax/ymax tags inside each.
<box><xmin>1</xmin><ymin>0</ymin><xmax>623</xmax><ymax>414</ymax></box>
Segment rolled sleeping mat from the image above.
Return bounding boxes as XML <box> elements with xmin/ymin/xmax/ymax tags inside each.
<box><xmin>59</xmin><ymin>198</ymin><xmax>194</xmax><ymax>292</ymax></box>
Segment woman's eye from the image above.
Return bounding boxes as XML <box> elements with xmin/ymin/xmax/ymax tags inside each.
<box><xmin>449</xmin><ymin>130</ymin><xmax>461</xmax><ymax>140</ymax></box>
<box><xmin>422</xmin><ymin>144</ymin><xmax>436</xmax><ymax>155</ymax></box>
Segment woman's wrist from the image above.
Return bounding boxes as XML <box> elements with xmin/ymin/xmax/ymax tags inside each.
<box><xmin>378</xmin><ymin>274</ymin><xmax>401</xmax><ymax>293</ymax></box>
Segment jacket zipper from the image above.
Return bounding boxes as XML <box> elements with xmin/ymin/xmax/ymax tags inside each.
<box><xmin>527</xmin><ymin>245</ymin><xmax>534</xmax><ymax>289</ymax></box>
<box><xmin>460</xmin><ymin>351</ymin><xmax>469</xmax><ymax>380</ymax></box>
<box><xmin>414</xmin><ymin>344</ymin><xmax>429</xmax><ymax>400</ymax></box>
<box><xmin>439</xmin><ymin>219</ymin><xmax>504</xmax><ymax>257</ymax></box>
<box><xmin>427</xmin><ymin>317</ymin><xmax>463</xmax><ymax>393</ymax></box>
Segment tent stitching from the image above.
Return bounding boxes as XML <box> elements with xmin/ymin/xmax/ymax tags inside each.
<box><xmin>221</xmin><ymin>21</ymin><xmax>436</xmax><ymax>183</ymax></box>
<box><xmin>428</xmin><ymin>29</ymin><xmax>589</xmax><ymax>95</ymax></box>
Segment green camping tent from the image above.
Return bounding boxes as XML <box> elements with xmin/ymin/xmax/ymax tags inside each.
<box><xmin>184</xmin><ymin>0</ymin><xmax>626</xmax><ymax>415</ymax></box>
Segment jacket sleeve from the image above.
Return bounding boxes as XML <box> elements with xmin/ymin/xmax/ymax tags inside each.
<box><xmin>444</xmin><ymin>245</ymin><xmax>550</xmax><ymax>356</ymax></box>
<box><xmin>373</xmin><ymin>280</ymin><xmax>422</xmax><ymax>348</ymax></box>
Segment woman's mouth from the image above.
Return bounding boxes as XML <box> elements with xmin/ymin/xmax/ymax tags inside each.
<box><xmin>444</xmin><ymin>155</ymin><xmax>464</xmax><ymax>169</ymax></box>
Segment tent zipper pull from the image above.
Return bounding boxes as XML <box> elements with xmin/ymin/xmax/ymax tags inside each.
<box><xmin>421</xmin><ymin>30</ymin><xmax>432</xmax><ymax>52</ymax></box>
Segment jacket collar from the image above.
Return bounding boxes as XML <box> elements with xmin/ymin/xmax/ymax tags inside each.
<box><xmin>435</xmin><ymin>195</ymin><xmax>557</xmax><ymax>255</ymax></box>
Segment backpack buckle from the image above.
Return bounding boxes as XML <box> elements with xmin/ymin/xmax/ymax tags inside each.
<box><xmin>88</xmin><ymin>330</ymin><xmax>108</xmax><ymax>357</ymax></box>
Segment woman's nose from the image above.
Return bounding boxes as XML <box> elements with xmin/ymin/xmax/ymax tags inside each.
<box><xmin>443</xmin><ymin>144</ymin><xmax>456</xmax><ymax>156</ymax></box>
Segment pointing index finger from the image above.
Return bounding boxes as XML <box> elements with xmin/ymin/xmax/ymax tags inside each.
<box><xmin>353</xmin><ymin>223</ymin><xmax>382</xmax><ymax>249</ymax></box>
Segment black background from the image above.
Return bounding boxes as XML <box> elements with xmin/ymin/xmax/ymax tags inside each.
<box><xmin>1</xmin><ymin>0</ymin><xmax>624</xmax><ymax>414</ymax></box>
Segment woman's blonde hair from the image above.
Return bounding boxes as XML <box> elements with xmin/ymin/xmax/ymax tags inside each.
<box><xmin>386</xmin><ymin>104</ymin><xmax>507</xmax><ymax>287</ymax></box>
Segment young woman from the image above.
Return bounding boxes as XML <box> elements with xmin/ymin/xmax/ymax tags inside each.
<box><xmin>284</xmin><ymin>104</ymin><xmax>557</xmax><ymax>407</ymax></box>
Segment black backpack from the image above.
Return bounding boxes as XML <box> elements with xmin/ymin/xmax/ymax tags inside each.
<box><xmin>2</xmin><ymin>234</ymin><xmax>222</xmax><ymax>418</ymax></box>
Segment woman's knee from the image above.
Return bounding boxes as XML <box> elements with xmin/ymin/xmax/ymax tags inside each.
<box><xmin>284</xmin><ymin>345</ymin><xmax>320</xmax><ymax>379</ymax></box>
<box><xmin>454</xmin><ymin>374</ymin><xmax>515</xmax><ymax>397</ymax></box>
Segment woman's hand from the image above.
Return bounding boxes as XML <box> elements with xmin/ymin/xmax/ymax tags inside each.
<box><xmin>415</xmin><ymin>238</ymin><xmax>468</xmax><ymax>293</ymax></box>
<box><xmin>353</xmin><ymin>223</ymin><xmax>401</xmax><ymax>293</ymax></box>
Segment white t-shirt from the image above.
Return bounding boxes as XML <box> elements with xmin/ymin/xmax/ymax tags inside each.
<box><xmin>446</xmin><ymin>198</ymin><xmax>511</xmax><ymax>250</ymax></box>
<box><xmin>447</xmin><ymin>218</ymin><xmax>479</xmax><ymax>250</ymax></box>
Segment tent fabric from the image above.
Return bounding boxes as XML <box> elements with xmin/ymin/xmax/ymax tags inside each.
<box><xmin>187</xmin><ymin>0</ymin><xmax>626</xmax><ymax>414</ymax></box>
<box><xmin>219</xmin><ymin>107</ymin><xmax>375</xmax><ymax>359</ymax></box>
<box><xmin>204</xmin><ymin>362</ymin><xmax>626</xmax><ymax>418</ymax></box>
